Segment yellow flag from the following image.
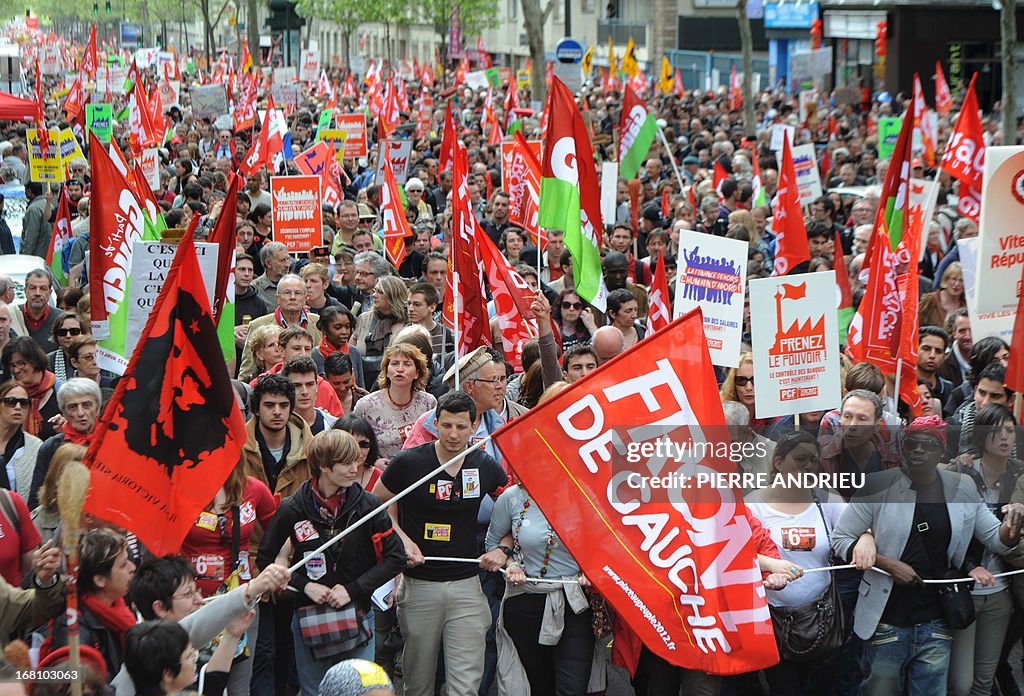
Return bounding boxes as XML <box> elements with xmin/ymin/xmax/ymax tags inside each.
<box><xmin>659</xmin><ymin>56</ymin><xmax>673</xmax><ymax>94</ymax></box>
<box><xmin>582</xmin><ymin>45</ymin><xmax>593</xmax><ymax>76</ymax></box>
<box><xmin>621</xmin><ymin>37</ymin><xmax>638</xmax><ymax>78</ymax></box>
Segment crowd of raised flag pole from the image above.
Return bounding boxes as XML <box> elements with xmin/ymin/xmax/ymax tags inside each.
<box><xmin>0</xmin><ymin>17</ymin><xmax>1019</xmax><ymax>696</ymax></box>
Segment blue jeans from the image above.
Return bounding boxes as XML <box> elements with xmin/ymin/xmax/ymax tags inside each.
<box><xmin>290</xmin><ymin>610</ymin><xmax>375</xmax><ymax>696</ymax></box>
<box><xmin>860</xmin><ymin>619</ymin><xmax>953</xmax><ymax>696</ymax></box>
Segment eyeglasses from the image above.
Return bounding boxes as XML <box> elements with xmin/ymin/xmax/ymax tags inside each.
<box><xmin>2</xmin><ymin>397</ymin><xmax>29</xmax><ymax>408</ymax></box>
<box><xmin>356</xmin><ymin>440</ymin><xmax>371</xmax><ymax>449</ymax></box>
<box><xmin>171</xmin><ymin>584</ymin><xmax>201</xmax><ymax>601</ymax></box>
<box><xmin>57</xmin><ymin>327</ymin><xmax>82</xmax><ymax>337</ymax></box>
<box><xmin>473</xmin><ymin>375</ymin><xmax>508</xmax><ymax>386</ymax></box>
<box><xmin>734</xmin><ymin>376</ymin><xmax>754</xmax><ymax>387</ymax></box>
<box><xmin>561</xmin><ymin>301</ymin><xmax>583</xmax><ymax>310</ymax></box>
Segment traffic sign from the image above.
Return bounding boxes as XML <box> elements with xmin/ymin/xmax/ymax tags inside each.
<box><xmin>555</xmin><ymin>38</ymin><xmax>584</xmax><ymax>64</ymax></box>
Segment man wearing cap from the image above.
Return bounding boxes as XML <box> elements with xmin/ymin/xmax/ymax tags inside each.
<box><xmin>832</xmin><ymin>416</ymin><xmax>1024</xmax><ymax>696</ymax></box>
<box><xmin>682</xmin><ymin>155</ymin><xmax>701</xmax><ymax>184</ymax></box>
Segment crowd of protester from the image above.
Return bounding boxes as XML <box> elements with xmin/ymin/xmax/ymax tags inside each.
<box><xmin>0</xmin><ymin>56</ymin><xmax>1018</xmax><ymax>696</ymax></box>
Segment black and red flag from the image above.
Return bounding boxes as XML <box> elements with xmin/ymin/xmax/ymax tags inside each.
<box><xmin>82</xmin><ymin>222</ymin><xmax>247</xmax><ymax>556</ymax></box>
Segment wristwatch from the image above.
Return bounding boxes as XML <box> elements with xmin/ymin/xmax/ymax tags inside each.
<box><xmin>497</xmin><ymin>545</ymin><xmax>513</xmax><ymax>558</ymax></box>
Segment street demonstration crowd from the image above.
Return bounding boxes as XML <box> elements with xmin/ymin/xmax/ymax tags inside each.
<box><xmin>0</xmin><ymin>58</ymin><xmax>1018</xmax><ymax>696</ymax></box>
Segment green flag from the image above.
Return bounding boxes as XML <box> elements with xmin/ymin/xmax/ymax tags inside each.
<box><xmin>618</xmin><ymin>85</ymin><xmax>658</xmax><ymax>181</ymax></box>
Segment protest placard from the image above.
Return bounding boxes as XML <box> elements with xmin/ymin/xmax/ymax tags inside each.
<box><xmin>191</xmin><ymin>84</ymin><xmax>228</xmax><ymax>119</ymax></box>
<box><xmin>27</xmin><ymin>129</ymin><xmax>63</xmax><ymax>182</ymax></box>
<box><xmin>271</xmin><ymin>176</ymin><xmax>322</xmax><ymax>252</ymax></box>
<box><xmin>334</xmin><ymin>114</ymin><xmax>367</xmax><ymax>157</ymax></box>
<box><xmin>87</xmin><ymin>103</ymin><xmax>113</xmax><ymax>143</ymax></box>
<box><xmin>878</xmin><ymin>117</ymin><xmax>901</xmax><ymax>160</ymax></box>
<box><xmin>374</xmin><ymin>140</ymin><xmax>414</xmax><ymax>185</ymax></box>
<box><xmin>673</xmin><ymin>231</ymin><xmax>748</xmax><ymax>368</ymax></box>
<box><xmin>749</xmin><ymin>272</ymin><xmax>841</xmax><ymax>418</ymax></box>
<box><xmin>300</xmin><ymin>49</ymin><xmax>319</xmax><ymax>82</ymax></box>
<box><xmin>791</xmin><ymin>143</ymin><xmax>823</xmax><ymax>206</ymax></box>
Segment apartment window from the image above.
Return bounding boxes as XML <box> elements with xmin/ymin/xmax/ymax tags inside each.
<box><xmin>509</xmin><ymin>0</ymin><xmax>518</xmax><ymax>20</ymax></box>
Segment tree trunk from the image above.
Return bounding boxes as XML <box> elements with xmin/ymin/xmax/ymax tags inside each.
<box><xmin>737</xmin><ymin>0</ymin><xmax>755</xmax><ymax>137</ymax></box>
<box><xmin>201</xmin><ymin>0</ymin><xmax>212</xmax><ymax>66</ymax></box>
<box><xmin>1002</xmin><ymin>0</ymin><xmax>1017</xmax><ymax>145</ymax></box>
<box><xmin>247</xmin><ymin>0</ymin><xmax>259</xmax><ymax>67</ymax></box>
<box><xmin>521</xmin><ymin>0</ymin><xmax>554</xmax><ymax>104</ymax></box>
<box><xmin>139</xmin><ymin>0</ymin><xmax>150</xmax><ymax>45</ymax></box>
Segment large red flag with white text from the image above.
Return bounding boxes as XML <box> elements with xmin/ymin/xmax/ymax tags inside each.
<box><xmin>477</xmin><ymin>229</ymin><xmax>538</xmax><ymax>371</ymax></box>
<box><xmin>940</xmin><ymin>73</ymin><xmax>985</xmax><ymax>222</ymax></box>
<box><xmin>379</xmin><ymin>149</ymin><xmax>411</xmax><ymax>268</ymax></box>
<box><xmin>491</xmin><ymin>308</ymin><xmax>778</xmax><ymax>674</ymax></box>
<box><xmin>507</xmin><ymin>131</ymin><xmax>543</xmax><ymax>248</ymax></box>
<box><xmin>646</xmin><ymin>253</ymin><xmax>671</xmax><ymax>334</ymax></box>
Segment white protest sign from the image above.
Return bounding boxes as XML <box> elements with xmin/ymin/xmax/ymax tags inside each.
<box><xmin>273</xmin><ymin>67</ymin><xmax>296</xmax><ymax>84</ymax></box>
<box><xmin>600</xmin><ymin>161</ymin><xmax>619</xmax><ymax>229</ymax></box>
<box><xmin>271</xmin><ymin>82</ymin><xmax>300</xmax><ymax>107</ymax></box>
<box><xmin>140</xmin><ymin>148</ymin><xmax>160</xmax><ymax>190</ymax></box>
<box><xmin>191</xmin><ymin>84</ymin><xmax>228</xmax><ymax>119</ymax></box>
<box><xmin>960</xmin><ymin>236</ymin><xmax>1013</xmax><ymax>342</ymax></box>
<box><xmin>300</xmin><ymin>49</ymin><xmax>319</xmax><ymax>83</ymax></box>
<box><xmin>790</xmin><ymin>143</ymin><xmax>822</xmax><ymax>206</ymax></box>
<box><xmin>770</xmin><ymin>124</ymin><xmax>794</xmax><ymax>152</ymax></box>
<box><xmin>673</xmin><ymin>231</ymin><xmax>748</xmax><ymax>368</ymax></box>
<box><xmin>910</xmin><ymin>177</ymin><xmax>940</xmax><ymax>262</ymax></box>
<box><xmin>749</xmin><ymin>272</ymin><xmax>841</xmax><ymax>418</ymax></box>
<box><xmin>975</xmin><ymin>146</ymin><xmax>1024</xmax><ymax>334</ymax></box>
<box><xmin>125</xmin><ymin>241</ymin><xmax>219</xmax><ymax>357</ymax></box>
<box><xmin>374</xmin><ymin>139</ymin><xmax>414</xmax><ymax>185</ymax></box>
<box><xmin>464</xmin><ymin>70</ymin><xmax>490</xmax><ymax>91</ymax></box>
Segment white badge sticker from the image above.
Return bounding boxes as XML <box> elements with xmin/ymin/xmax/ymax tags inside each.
<box><xmin>238</xmin><ymin>551</ymin><xmax>252</xmax><ymax>580</ymax></box>
<box><xmin>239</xmin><ymin>501</ymin><xmax>256</xmax><ymax>525</ymax></box>
<box><xmin>463</xmin><ymin>469</ymin><xmax>481</xmax><ymax>498</ymax></box>
<box><xmin>304</xmin><ymin>552</ymin><xmax>327</xmax><ymax>580</ymax></box>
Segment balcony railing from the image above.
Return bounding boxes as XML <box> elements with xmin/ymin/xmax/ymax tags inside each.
<box><xmin>598</xmin><ymin>20</ymin><xmax>647</xmax><ymax>47</ymax></box>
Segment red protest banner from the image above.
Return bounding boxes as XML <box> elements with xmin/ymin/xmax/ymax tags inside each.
<box><xmin>491</xmin><ymin>308</ymin><xmax>778</xmax><ymax>675</ymax></box>
<box><xmin>500</xmin><ymin>137</ymin><xmax>541</xmax><ymax>193</ymax></box>
<box><xmin>335</xmin><ymin>113</ymin><xmax>368</xmax><ymax>158</ymax></box>
<box><xmin>270</xmin><ymin>175</ymin><xmax>322</xmax><ymax>253</ymax></box>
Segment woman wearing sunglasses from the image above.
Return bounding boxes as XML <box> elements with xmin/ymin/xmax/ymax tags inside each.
<box><xmin>551</xmin><ymin>289</ymin><xmax>597</xmax><ymax>353</ymax></box>
<box><xmin>46</xmin><ymin>311</ymin><xmax>86</xmax><ymax>383</ymax></box>
<box><xmin>332</xmin><ymin>414</ymin><xmax>386</xmax><ymax>491</ymax></box>
<box><xmin>0</xmin><ymin>380</ymin><xmax>42</xmax><ymax>507</ymax></box>
<box><xmin>720</xmin><ymin>351</ymin><xmax>782</xmax><ymax>436</ymax></box>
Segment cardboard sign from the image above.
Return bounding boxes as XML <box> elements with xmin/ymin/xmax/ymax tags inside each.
<box><xmin>270</xmin><ymin>82</ymin><xmax>300</xmax><ymax>107</ymax></box>
<box><xmin>300</xmin><ymin>49</ymin><xmax>319</xmax><ymax>83</ymax></box>
<box><xmin>40</xmin><ymin>45</ymin><xmax>61</xmax><ymax>75</ymax></box>
<box><xmin>600</xmin><ymin>161</ymin><xmax>619</xmax><ymax>229</ymax></box>
<box><xmin>191</xmin><ymin>84</ymin><xmax>229</xmax><ymax>119</ymax></box>
<box><xmin>270</xmin><ymin>175</ymin><xmax>322</xmax><ymax>252</ymax></box>
<box><xmin>105</xmin><ymin>65</ymin><xmax>128</xmax><ymax>94</ymax></box>
<box><xmin>374</xmin><ymin>140</ymin><xmax>414</xmax><ymax>186</ymax></box>
<box><xmin>27</xmin><ymin>129</ymin><xmax>64</xmax><ymax>182</ymax></box>
<box><xmin>334</xmin><ymin>114</ymin><xmax>367</xmax><ymax>158</ymax></box>
<box><xmin>316</xmin><ymin>128</ymin><xmax>347</xmax><ymax>163</ymax></box>
<box><xmin>500</xmin><ymin>139</ymin><xmax>541</xmax><ymax>194</ymax></box>
<box><xmin>974</xmin><ymin>146</ymin><xmax>1024</xmax><ymax>340</ymax></box>
<box><xmin>673</xmin><ymin>231</ymin><xmax>748</xmax><ymax>368</ymax></box>
<box><xmin>770</xmin><ymin>124</ymin><xmax>794</xmax><ymax>152</ymax></box>
<box><xmin>140</xmin><ymin>148</ymin><xmax>161</xmax><ymax>190</ymax></box>
<box><xmin>125</xmin><ymin>241</ymin><xmax>218</xmax><ymax>357</ymax></box>
<box><xmin>57</xmin><ymin>129</ymin><xmax>85</xmax><ymax>169</ymax></box>
<box><xmin>749</xmin><ymin>273</ymin><xmax>841</xmax><ymax>418</ymax></box>
<box><xmin>86</xmin><ymin>103</ymin><xmax>113</xmax><ymax>143</ymax></box>
<box><xmin>877</xmin><ymin>117</ymin><xmax>902</xmax><ymax>161</ymax></box>
<box><xmin>790</xmin><ymin>143</ymin><xmax>823</xmax><ymax>206</ymax></box>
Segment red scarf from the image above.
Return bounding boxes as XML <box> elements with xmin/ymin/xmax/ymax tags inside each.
<box><xmin>274</xmin><ymin>307</ymin><xmax>309</xmax><ymax>329</ymax></box>
<box><xmin>62</xmin><ymin>420</ymin><xmax>92</xmax><ymax>445</ymax></box>
<box><xmin>25</xmin><ymin>371</ymin><xmax>57</xmax><ymax>437</ymax></box>
<box><xmin>81</xmin><ymin>595</ymin><xmax>137</xmax><ymax>643</ymax></box>
<box><xmin>310</xmin><ymin>477</ymin><xmax>345</xmax><ymax>519</ymax></box>
<box><xmin>317</xmin><ymin>335</ymin><xmax>349</xmax><ymax>359</ymax></box>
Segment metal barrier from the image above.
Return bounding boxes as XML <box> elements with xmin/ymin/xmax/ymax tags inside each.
<box><xmin>598</xmin><ymin>20</ymin><xmax>648</xmax><ymax>47</ymax></box>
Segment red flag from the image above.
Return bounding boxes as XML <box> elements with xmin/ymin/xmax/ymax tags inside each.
<box><xmin>238</xmin><ymin>96</ymin><xmax>276</xmax><ymax>176</ymax></box>
<box><xmin>646</xmin><ymin>253</ymin><xmax>671</xmax><ymax>334</ymax></box>
<box><xmin>713</xmin><ymin>161</ymin><xmax>728</xmax><ymax>201</ymax></box>
<box><xmin>62</xmin><ymin>76</ymin><xmax>84</xmax><ymax>120</ymax></box>
<box><xmin>1006</xmin><ymin>261</ymin><xmax>1024</xmax><ymax>394</ymax></box>
<box><xmin>443</xmin><ymin>146</ymin><xmax>491</xmax><ymax>356</ymax></box>
<box><xmin>82</xmin><ymin>226</ymin><xmax>247</xmax><ymax>556</ymax></box>
<box><xmin>379</xmin><ymin>148</ymin><xmax>411</xmax><ymax>269</ymax></box>
<box><xmin>81</xmin><ymin>25</ymin><xmax>97</xmax><ymax>79</ymax></box>
<box><xmin>729</xmin><ymin>64</ymin><xmax>741</xmax><ymax>110</ymax></box>
<box><xmin>89</xmin><ymin>136</ymin><xmax>146</xmax><ymax>343</ymax></box>
<box><xmin>477</xmin><ymin>229</ymin><xmax>538</xmax><ymax>371</ymax></box>
<box><xmin>491</xmin><ymin>307</ymin><xmax>779</xmax><ymax>674</ymax></box>
<box><xmin>781</xmin><ymin>282</ymin><xmax>807</xmax><ymax>300</ymax></box>
<box><xmin>486</xmin><ymin>110</ymin><xmax>503</xmax><ymax>146</ymax></box>
<box><xmin>507</xmin><ymin>131</ymin><xmax>543</xmax><ymax>249</ymax></box>
<box><xmin>771</xmin><ymin>137</ymin><xmax>810</xmax><ymax>276</ymax></box>
<box><xmin>673</xmin><ymin>68</ymin><xmax>686</xmax><ymax>98</ymax></box>
<box><xmin>380</xmin><ymin>80</ymin><xmax>401</xmax><ymax>135</ymax></box>
<box><xmin>438</xmin><ymin>102</ymin><xmax>457</xmax><ymax>173</ymax></box>
<box><xmin>206</xmin><ymin>174</ymin><xmax>239</xmax><ymax>322</ymax></box>
<box><xmin>416</xmin><ymin>86</ymin><xmax>433</xmax><ymax>140</ymax></box>
<box><xmin>342</xmin><ymin>73</ymin><xmax>357</xmax><ymax>98</ymax></box>
<box><xmin>935</xmin><ymin>61</ymin><xmax>952</xmax><ymax>117</ymax></box>
<box><xmin>912</xmin><ymin>74</ymin><xmax>936</xmax><ymax>168</ymax></box>
<box><xmin>940</xmin><ymin>73</ymin><xmax>984</xmax><ymax>222</ymax></box>
<box><xmin>233</xmin><ymin>77</ymin><xmax>258</xmax><ymax>132</ymax></box>
<box><xmin>46</xmin><ymin>186</ymin><xmax>72</xmax><ymax>278</ymax></box>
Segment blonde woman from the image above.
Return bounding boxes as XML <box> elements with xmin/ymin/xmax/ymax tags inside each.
<box><xmin>720</xmin><ymin>351</ymin><xmax>781</xmax><ymax>436</ymax></box>
<box><xmin>239</xmin><ymin>325</ymin><xmax>283</xmax><ymax>382</ymax></box>
<box><xmin>919</xmin><ymin>262</ymin><xmax>966</xmax><ymax>329</ymax></box>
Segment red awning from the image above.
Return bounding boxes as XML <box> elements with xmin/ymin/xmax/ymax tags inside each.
<box><xmin>0</xmin><ymin>91</ymin><xmax>36</xmax><ymax>122</ymax></box>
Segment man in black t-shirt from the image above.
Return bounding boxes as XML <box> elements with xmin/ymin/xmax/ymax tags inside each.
<box><xmin>373</xmin><ymin>391</ymin><xmax>507</xmax><ymax>696</ymax></box>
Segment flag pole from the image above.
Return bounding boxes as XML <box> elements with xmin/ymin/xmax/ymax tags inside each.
<box><xmin>286</xmin><ymin>435</ymin><xmax>494</xmax><ymax>573</ymax></box>
<box><xmin>454</xmin><ymin>271</ymin><xmax>461</xmax><ymax>387</ymax></box>
<box><xmin>655</xmin><ymin>123</ymin><xmax>686</xmax><ymax>195</ymax></box>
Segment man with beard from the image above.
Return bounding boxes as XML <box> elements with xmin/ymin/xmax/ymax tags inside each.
<box><xmin>19</xmin><ymin>270</ymin><xmax>58</xmax><ymax>351</ymax></box>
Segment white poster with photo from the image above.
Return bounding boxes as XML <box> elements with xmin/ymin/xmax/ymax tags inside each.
<box><xmin>125</xmin><ymin>241</ymin><xmax>219</xmax><ymax>357</ymax></box>
<box><xmin>673</xmin><ymin>231</ymin><xmax>748</xmax><ymax>368</ymax></box>
<box><xmin>790</xmin><ymin>143</ymin><xmax>822</xmax><ymax>206</ymax></box>
<box><xmin>749</xmin><ymin>272</ymin><xmax>841</xmax><ymax>418</ymax></box>
<box><xmin>975</xmin><ymin>146</ymin><xmax>1024</xmax><ymax>335</ymax></box>
<box><xmin>191</xmin><ymin>84</ymin><xmax>228</xmax><ymax>119</ymax></box>
<box><xmin>374</xmin><ymin>139</ymin><xmax>414</xmax><ymax>185</ymax></box>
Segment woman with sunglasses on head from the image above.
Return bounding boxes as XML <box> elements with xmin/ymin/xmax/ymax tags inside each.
<box><xmin>551</xmin><ymin>289</ymin><xmax>597</xmax><ymax>353</ymax></box>
<box><xmin>721</xmin><ymin>351</ymin><xmax>782</xmax><ymax>436</ymax></box>
<box><xmin>47</xmin><ymin>311</ymin><xmax>85</xmax><ymax>383</ymax></box>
